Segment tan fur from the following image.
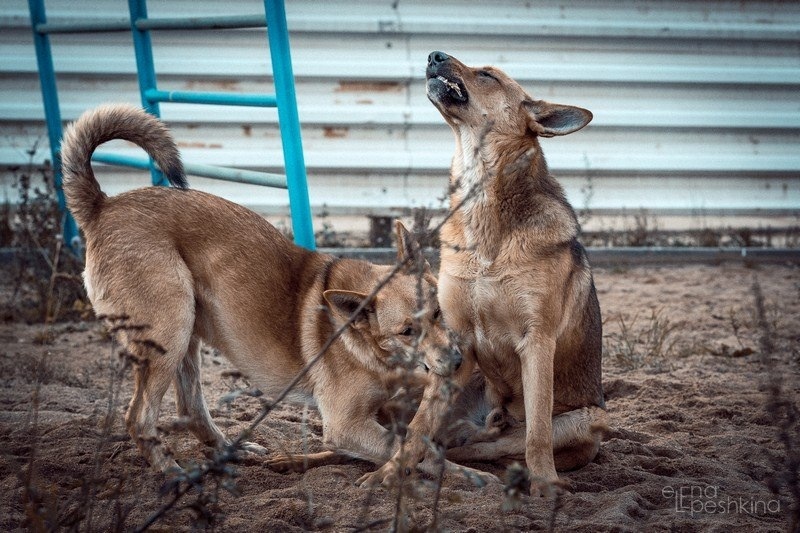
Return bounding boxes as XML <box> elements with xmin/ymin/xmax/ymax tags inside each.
<box><xmin>359</xmin><ymin>53</ymin><xmax>607</xmax><ymax>493</ymax></box>
<box><xmin>60</xmin><ymin>104</ymin><xmax>496</xmax><ymax>481</ymax></box>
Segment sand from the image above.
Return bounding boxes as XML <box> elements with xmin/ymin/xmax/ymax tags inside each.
<box><xmin>1</xmin><ymin>263</ymin><xmax>798</xmax><ymax>531</ymax></box>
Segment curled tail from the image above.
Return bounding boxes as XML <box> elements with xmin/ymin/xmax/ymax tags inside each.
<box><xmin>60</xmin><ymin>104</ymin><xmax>187</xmax><ymax>228</ymax></box>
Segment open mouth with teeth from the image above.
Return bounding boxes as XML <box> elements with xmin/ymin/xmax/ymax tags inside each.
<box><xmin>435</xmin><ymin>75</ymin><xmax>463</xmax><ymax>98</ymax></box>
<box><xmin>426</xmin><ymin>72</ymin><xmax>468</xmax><ymax>104</ymax></box>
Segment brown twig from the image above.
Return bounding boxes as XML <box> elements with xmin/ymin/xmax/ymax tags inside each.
<box><xmin>45</xmin><ymin>238</ymin><xmax>62</xmax><ymax>323</ymax></box>
<box><xmin>752</xmin><ymin>275</ymin><xmax>800</xmax><ymax>531</ymax></box>
<box><xmin>428</xmin><ymin>442</ymin><xmax>447</xmax><ymax>531</ymax></box>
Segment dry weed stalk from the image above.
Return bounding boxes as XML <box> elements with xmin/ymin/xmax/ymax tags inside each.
<box><xmin>19</xmin><ymin>356</ymin><xmax>49</xmax><ymax>530</ymax></box>
<box><xmin>752</xmin><ymin>276</ymin><xmax>800</xmax><ymax>531</ymax></box>
<box><xmin>604</xmin><ymin>308</ymin><xmax>679</xmax><ymax>370</ymax></box>
<box><xmin>17</xmin><ymin>317</ymin><xmax>140</xmax><ymax>531</ymax></box>
<box><xmin>2</xmin><ymin>151</ymin><xmax>86</xmax><ymax>323</ymax></box>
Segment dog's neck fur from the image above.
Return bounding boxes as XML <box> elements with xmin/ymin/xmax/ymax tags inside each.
<box><xmin>310</xmin><ymin>259</ymin><xmax>392</xmax><ymax>380</ymax></box>
<box><xmin>446</xmin><ymin>124</ymin><xmax>579</xmax><ymax>259</ymax></box>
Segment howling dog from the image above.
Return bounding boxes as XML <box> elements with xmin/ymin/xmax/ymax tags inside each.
<box><xmin>60</xmin><ymin>104</ymin><xmax>496</xmax><ymax>480</ymax></box>
<box><xmin>359</xmin><ymin>52</ymin><xmax>608</xmax><ymax>494</ymax></box>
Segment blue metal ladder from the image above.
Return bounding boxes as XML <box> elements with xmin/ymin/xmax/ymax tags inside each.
<box><xmin>28</xmin><ymin>0</ymin><xmax>315</xmax><ymax>251</ymax></box>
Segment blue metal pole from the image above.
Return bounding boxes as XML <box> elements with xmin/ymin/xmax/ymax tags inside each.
<box><xmin>92</xmin><ymin>152</ymin><xmax>288</xmax><ymax>189</ymax></box>
<box><xmin>135</xmin><ymin>14</ymin><xmax>266</xmax><ymax>31</ymax></box>
<box><xmin>264</xmin><ymin>0</ymin><xmax>315</xmax><ymax>250</ymax></box>
<box><xmin>28</xmin><ymin>0</ymin><xmax>81</xmax><ymax>251</ymax></box>
<box><xmin>36</xmin><ymin>18</ymin><xmax>130</xmax><ymax>34</ymax></box>
<box><xmin>127</xmin><ymin>0</ymin><xmax>166</xmax><ymax>186</ymax></box>
<box><xmin>145</xmin><ymin>88</ymin><xmax>278</xmax><ymax>107</ymax></box>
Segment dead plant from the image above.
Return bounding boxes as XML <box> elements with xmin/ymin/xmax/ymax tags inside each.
<box><xmin>752</xmin><ymin>276</ymin><xmax>800</xmax><ymax>531</ymax></box>
<box><xmin>2</xmin><ymin>149</ymin><xmax>87</xmax><ymax>323</ymax></box>
<box><xmin>604</xmin><ymin>308</ymin><xmax>680</xmax><ymax>370</ymax></box>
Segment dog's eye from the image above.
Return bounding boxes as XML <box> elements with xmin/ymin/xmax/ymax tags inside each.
<box><xmin>432</xmin><ymin>307</ymin><xmax>442</xmax><ymax>320</ymax></box>
<box><xmin>478</xmin><ymin>70</ymin><xmax>497</xmax><ymax>81</ymax></box>
<box><xmin>400</xmin><ymin>326</ymin><xmax>414</xmax><ymax>337</ymax></box>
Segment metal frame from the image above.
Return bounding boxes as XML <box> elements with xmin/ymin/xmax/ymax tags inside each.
<box><xmin>28</xmin><ymin>0</ymin><xmax>315</xmax><ymax>251</ymax></box>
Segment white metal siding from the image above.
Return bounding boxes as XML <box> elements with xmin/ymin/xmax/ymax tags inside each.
<box><xmin>1</xmin><ymin>0</ymin><xmax>798</xmax><ymax>218</ymax></box>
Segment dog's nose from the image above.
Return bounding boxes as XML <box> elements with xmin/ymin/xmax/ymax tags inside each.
<box><xmin>428</xmin><ymin>51</ymin><xmax>450</xmax><ymax>68</ymax></box>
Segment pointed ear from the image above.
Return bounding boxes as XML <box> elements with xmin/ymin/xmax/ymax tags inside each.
<box><xmin>395</xmin><ymin>220</ymin><xmax>432</xmax><ymax>273</ymax></box>
<box><xmin>323</xmin><ymin>289</ymin><xmax>374</xmax><ymax>326</ymax></box>
<box><xmin>523</xmin><ymin>100</ymin><xmax>592</xmax><ymax>138</ymax></box>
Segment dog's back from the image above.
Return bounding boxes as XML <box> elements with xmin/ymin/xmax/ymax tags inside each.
<box><xmin>90</xmin><ymin>186</ymin><xmax>323</xmax><ymax>382</ymax></box>
<box><xmin>60</xmin><ymin>105</ymin><xmax>330</xmax><ymax>470</ymax></box>
<box><xmin>61</xmin><ymin>106</ymin><xmax>321</xmax><ymax>387</ymax></box>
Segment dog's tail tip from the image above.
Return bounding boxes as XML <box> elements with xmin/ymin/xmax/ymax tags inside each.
<box><xmin>163</xmin><ymin>165</ymin><xmax>189</xmax><ymax>190</ymax></box>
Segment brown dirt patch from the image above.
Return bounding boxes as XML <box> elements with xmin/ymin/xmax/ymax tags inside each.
<box><xmin>1</xmin><ymin>264</ymin><xmax>798</xmax><ymax>531</ymax></box>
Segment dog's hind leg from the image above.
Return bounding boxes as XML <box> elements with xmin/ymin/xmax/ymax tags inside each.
<box><xmin>418</xmin><ymin>456</ymin><xmax>502</xmax><ymax>487</ymax></box>
<box><xmin>552</xmin><ymin>406</ymin><xmax>608</xmax><ymax>471</ymax></box>
<box><xmin>266</xmin><ymin>450</ymin><xmax>353</xmax><ymax>473</ymax></box>
<box><xmin>445</xmin><ymin>425</ymin><xmax>525</xmax><ymax>463</ymax></box>
<box><xmin>173</xmin><ymin>337</ymin><xmax>267</xmax><ymax>456</ymax></box>
<box><xmin>444</xmin><ymin>406</ymin><xmax>608</xmax><ymax>471</ymax></box>
<box><xmin>125</xmin><ymin>326</ymin><xmax>191</xmax><ymax>473</ymax></box>
<box><xmin>116</xmin><ymin>257</ymin><xmax>199</xmax><ymax>473</ymax></box>
<box><xmin>174</xmin><ymin>336</ymin><xmax>227</xmax><ymax>448</ymax></box>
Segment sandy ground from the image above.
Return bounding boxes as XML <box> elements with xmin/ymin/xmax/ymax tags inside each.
<box><xmin>1</xmin><ymin>263</ymin><xmax>798</xmax><ymax>532</ymax></box>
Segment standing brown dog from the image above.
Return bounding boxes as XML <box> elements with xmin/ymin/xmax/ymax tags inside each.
<box><xmin>360</xmin><ymin>52</ymin><xmax>607</xmax><ymax>493</ymax></box>
<box><xmin>60</xmin><ymin>104</ymin><xmax>474</xmax><ymax>476</ymax></box>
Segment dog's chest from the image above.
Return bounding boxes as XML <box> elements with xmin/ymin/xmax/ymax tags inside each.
<box><xmin>468</xmin><ymin>273</ymin><xmax>524</xmax><ymax>347</ymax></box>
<box><xmin>467</xmin><ymin>275</ymin><xmax>527</xmax><ymax>399</ymax></box>
<box><xmin>442</xmin><ymin>211</ymin><xmax>502</xmax><ymax>279</ymax></box>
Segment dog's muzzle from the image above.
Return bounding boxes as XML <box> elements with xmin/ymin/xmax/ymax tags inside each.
<box><xmin>426</xmin><ymin>50</ymin><xmax>468</xmax><ymax>104</ymax></box>
<box><xmin>422</xmin><ymin>345</ymin><xmax>463</xmax><ymax>377</ymax></box>
<box><xmin>433</xmin><ymin>345</ymin><xmax>462</xmax><ymax>377</ymax></box>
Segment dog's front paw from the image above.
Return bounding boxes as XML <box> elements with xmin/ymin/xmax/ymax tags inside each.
<box><xmin>356</xmin><ymin>460</ymin><xmax>407</xmax><ymax>489</ymax></box>
<box><xmin>528</xmin><ymin>467</ymin><xmax>569</xmax><ymax>498</ymax></box>
<box><xmin>460</xmin><ymin>407</ymin><xmax>515</xmax><ymax>445</ymax></box>
<box><xmin>504</xmin><ymin>462</ymin><xmax>565</xmax><ymax>499</ymax></box>
<box><xmin>460</xmin><ymin>467</ymin><xmax>502</xmax><ymax>488</ymax></box>
<box><xmin>485</xmin><ymin>407</ymin><xmax>512</xmax><ymax>431</ymax></box>
<box><xmin>529</xmin><ymin>475</ymin><xmax>568</xmax><ymax>498</ymax></box>
<box><xmin>239</xmin><ymin>441</ymin><xmax>268</xmax><ymax>456</ymax></box>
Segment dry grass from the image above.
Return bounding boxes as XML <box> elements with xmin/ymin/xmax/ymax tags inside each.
<box><xmin>603</xmin><ymin>308</ymin><xmax>681</xmax><ymax>370</ymax></box>
<box><xmin>1</xmin><ymin>157</ymin><xmax>87</xmax><ymax>323</ymax></box>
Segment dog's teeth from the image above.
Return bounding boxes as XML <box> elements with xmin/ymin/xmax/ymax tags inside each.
<box><xmin>436</xmin><ymin>75</ymin><xmax>462</xmax><ymax>97</ymax></box>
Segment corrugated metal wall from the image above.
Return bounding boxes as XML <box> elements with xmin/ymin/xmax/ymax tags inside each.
<box><xmin>2</xmin><ymin>0</ymin><xmax>799</xmax><ymax>227</ymax></box>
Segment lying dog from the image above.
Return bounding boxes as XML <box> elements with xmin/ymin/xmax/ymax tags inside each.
<box><xmin>60</xmin><ymin>104</ymin><xmax>485</xmax><ymax>477</ymax></box>
<box><xmin>360</xmin><ymin>52</ymin><xmax>608</xmax><ymax>494</ymax></box>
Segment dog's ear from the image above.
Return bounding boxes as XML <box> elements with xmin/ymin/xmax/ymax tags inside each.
<box><xmin>395</xmin><ymin>220</ymin><xmax>432</xmax><ymax>273</ymax></box>
<box><xmin>522</xmin><ymin>100</ymin><xmax>592</xmax><ymax>138</ymax></box>
<box><xmin>323</xmin><ymin>289</ymin><xmax>374</xmax><ymax>326</ymax></box>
